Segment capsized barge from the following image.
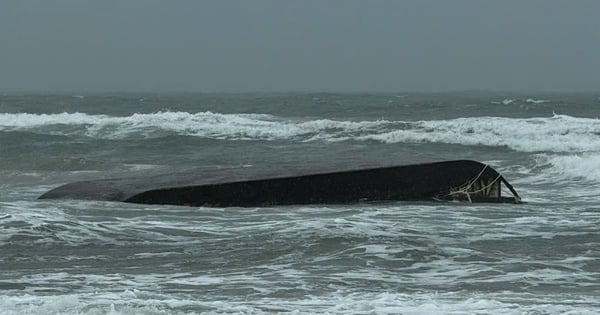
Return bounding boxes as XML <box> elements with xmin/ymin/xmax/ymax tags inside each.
<box><xmin>39</xmin><ymin>160</ymin><xmax>522</xmax><ymax>207</ymax></box>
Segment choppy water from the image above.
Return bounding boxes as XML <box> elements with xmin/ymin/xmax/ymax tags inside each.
<box><xmin>1</xmin><ymin>93</ymin><xmax>600</xmax><ymax>314</ymax></box>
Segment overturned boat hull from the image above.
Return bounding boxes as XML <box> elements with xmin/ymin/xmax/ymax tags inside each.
<box><xmin>39</xmin><ymin>160</ymin><xmax>521</xmax><ymax>207</ymax></box>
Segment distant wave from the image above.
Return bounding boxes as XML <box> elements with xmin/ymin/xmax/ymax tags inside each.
<box><xmin>0</xmin><ymin>111</ymin><xmax>385</xmax><ymax>140</ymax></box>
<box><xmin>490</xmin><ymin>99</ymin><xmax>514</xmax><ymax>105</ymax></box>
<box><xmin>0</xmin><ymin>290</ymin><xmax>593</xmax><ymax>315</ymax></box>
<box><xmin>355</xmin><ymin>114</ymin><xmax>600</xmax><ymax>153</ymax></box>
<box><xmin>1</xmin><ymin>111</ymin><xmax>599</xmax><ymax>153</ymax></box>
<box><xmin>490</xmin><ymin>98</ymin><xmax>549</xmax><ymax>105</ymax></box>
<box><xmin>525</xmin><ymin>98</ymin><xmax>548</xmax><ymax>104</ymax></box>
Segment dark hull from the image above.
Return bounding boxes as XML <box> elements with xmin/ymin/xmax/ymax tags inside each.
<box><xmin>39</xmin><ymin>160</ymin><xmax>521</xmax><ymax>207</ymax></box>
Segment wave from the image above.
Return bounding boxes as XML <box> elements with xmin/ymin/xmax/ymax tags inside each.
<box><xmin>1</xmin><ymin>112</ymin><xmax>599</xmax><ymax>153</ymax></box>
<box><xmin>509</xmin><ymin>153</ymin><xmax>600</xmax><ymax>203</ymax></box>
<box><xmin>359</xmin><ymin>114</ymin><xmax>600</xmax><ymax>153</ymax></box>
<box><xmin>490</xmin><ymin>98</ymin><xmax>549</xmax><ymax>105</ymax></box>
<box><xmin>1</xmin><ymin>291</ymin><xmax>595</xmax><ymax>315</ymax></box>
<box><xmin>490</xmin><ymin>99</ymin><xmax>514</xmax><ymax>105</ymax></box>
<box><xmin>535</xmin><ymin>153</ymin><xmax>600</xmax><ymax>183</ymax></box>
<box><xmin>0</xmin><ymin>111</ymin><xmax>383</xmax><ymax>141</ymax></box>
<box><xmin>525</xmin><ymin>98</ymin><xmax>548</xmax><ymax>104</ymax></box>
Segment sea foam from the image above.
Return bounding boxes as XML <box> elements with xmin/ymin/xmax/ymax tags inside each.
<box><xmin>536</xmin><ymin>153</ymin><xmax>600</xmax><ymax>182</ymax></box>
<box><xmin>1</xmin><ymin>291</ymin><xmax>597</xmax><ymax>315</ymax></box>
<box><xmin>1</xmin><ymin>112</ymin><xmax>599</xmax><ymax>153</ymax></box>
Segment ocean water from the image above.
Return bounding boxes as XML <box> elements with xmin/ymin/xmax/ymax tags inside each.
<box><xmin>1</xmin><ymin>92</ymin><xmax>599</xmax><ymax>314</ymax></box>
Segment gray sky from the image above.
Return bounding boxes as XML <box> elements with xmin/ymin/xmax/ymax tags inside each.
<box><xmin>1</xmin><ymin>0</ymin><xmax>599</xmax><ymax>92</ymax></box>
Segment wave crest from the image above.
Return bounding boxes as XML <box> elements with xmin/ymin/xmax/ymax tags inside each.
<box><xmin>1</xmin><ymin>112</ymin><xmax>599</xmax><ymax>153</ymax></box>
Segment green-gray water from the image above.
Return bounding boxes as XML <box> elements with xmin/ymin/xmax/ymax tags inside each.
<box><xmin>1</xmin><ymin>93</ymin><xmax>600</xmax><ymax>314</ymax></box>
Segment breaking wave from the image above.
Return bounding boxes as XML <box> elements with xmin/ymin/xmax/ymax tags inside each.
<box><xmin>1</xmin><ymin>112</ymin><xmax>599</xmax><ymax>153</ymax></box>
<box><xmin>525</xmin><ymin>98</ymin><xmax>548</xmax><ymax>104</ymax></box>
<box><xmin>534</xmin><ymin>153</ymin><xmax>600</xmax><ymax>183</ymax></box>
<box><xmin>352</xmin><ymin>114</ymin><xmax>600</xmax><ymax>153</ymax></box>
<box><xmin>0</xmin><ymin>111</ymin><xmax>382</xmax><ymax>141</ymax></box>
<box><xmin>1</xmin><ymin>291</ymin><xmax>596</xmax><ymax>315</ymax></box>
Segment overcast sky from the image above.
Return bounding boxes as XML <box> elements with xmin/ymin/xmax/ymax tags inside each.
<box><xmin>1</xmin><ymin>0</ymin><xmax>599</xmax><ymax>92</ymax></box>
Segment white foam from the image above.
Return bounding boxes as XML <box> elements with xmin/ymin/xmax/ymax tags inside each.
<box><xmin>361</xmin><ymin>114</ymin><xmax>600</xmax><ymax>153</ymax></box>
<box><xmin>123</xmin><ymin>164</ymin><xmax>160</xmax><ymax>171</ymax></box>
<box><xmin>514</xmin><ymin>152</ymin><xmax>600</xmax><ymax>203</ymax></box>
<box><xmin>1</xmin><ymin>291</ymin><xmax>597</xmax><ymax>315</ymax></box>
<box><xmin>165</xmin><ymin>276</ymin><xmax>224</xmax><ymax>285</ymax></box>
<box><xmin>2</xmin><ymin>112</ymin><xmax>600</xmax><ymax>153</ymax></box>
<box><xmin>0</xmin><ymin>112</ymin><xmax>109</xmax><ymax>129</ymax></box>
<box><xmin>525</xmin><ymin>98</ymin><xmax>548</xmax><ymax>104</ymax></box>
<box><xmin>490</xmin><ymin>99</ymin><xmax>515</xmax><ymax>105</ymax></box>
<box><xmin>0</xmin><ymin>111</ymin><xmax>381</xmax><ymax>141</ymax></box>
<box><xmin>538</xmin><ymin>153</ymin><xmax>600</xmax><ymax>182</ymax></box>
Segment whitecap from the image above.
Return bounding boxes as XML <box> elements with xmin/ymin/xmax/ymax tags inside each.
<box><xmin>2</xmin><ymin>112</ymin><xmax>600</xmax><ymax>153</ymax></box>
<box><xmin>359</xmin><ymin>114</ymin><xmax>600</xmax><ymax>153</ymax></box>
<box><xmin>2</xmin><ymin>291</ymin><xmax>596</xmax><ymax>315</ymax></box>
<box><xmin>525</xmin><ymin>98</ymin><xmax>548</xmax><ymax>104</ymax></box>
<box><xmin>534</xmin><ymin>153</ymin><xmax>600</xmax><ymax>183</ymax></box>
<box><xmin>490</xmin><ymin>99</ymin><xmax>514</xmax><ymax>105</ymax></box>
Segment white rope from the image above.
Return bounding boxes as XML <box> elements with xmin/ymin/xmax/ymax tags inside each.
<box><xmin>463</xmin><ymin>164</ymin><xmax>489</xmax><ymax>191</ymax></box>
<box><xmin>469</xmin><ymin>174</ymin><xmax>502</xmax><ymax>195</ymax></box>
<box><xmin>446</xmin><ymin>164</ymin><xmax>502</xmax><ymax>202</ymax></box>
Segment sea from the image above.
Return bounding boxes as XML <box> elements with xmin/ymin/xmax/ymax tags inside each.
<box><xmin>1</xmin><ymin>92</ymin><xmax>599</xmax><ymax>314</ymax></box>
